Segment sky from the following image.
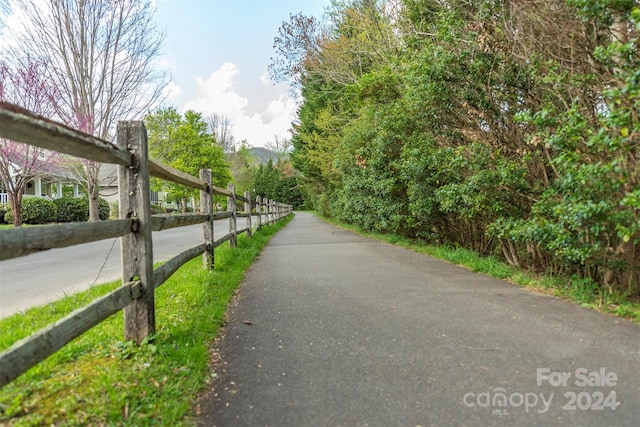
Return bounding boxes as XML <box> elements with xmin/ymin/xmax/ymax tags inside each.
<box><xmin>153</xmin><ymin>0</ymin><xmax>330</xmax><ymax>148</ymax></box>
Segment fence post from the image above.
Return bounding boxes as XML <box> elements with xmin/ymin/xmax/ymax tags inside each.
<box><xmin>227</xmin><ymin>183</ymin><xmax>237</xmax><ymax>248</ymax></box>
<box><xmin>264</xmin><ymin>197</ymin><xmax>268</xmax><ymax>225</ymax></box>
<box><xmin>272</xmin><ymin>199</ymin><xmax>276</xmax><ymax>222</ymax></box>
<box><xmin>256</xmin><ymin>195</ymin><xmax>262</xmax><ymax>229</ymax></box>
<box><xmin>117</xmin><ymin>121</ymin><xmax>155</xmax><ymax>344</ymax></box>
<box><xmin>200</xmin><ymin>169</ymin><xmax>214</xmax><ymax>269</ymax></box>
<box><xmin>244</xmin><ymin>190</ymin><xmax>252</xmax><ymax>237</ymax></box>
<box><xmin>265</xmin><ymin>199</ymin><xmax>270</xmax><ymax>224</ymax></box>
<box><xmin>270</xmin><ymin>199</ymin><xmax>275</xmax><ymax>223</ymax></box>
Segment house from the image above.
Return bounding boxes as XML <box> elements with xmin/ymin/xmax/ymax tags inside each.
<box><xmin>0</xmin><ymin>153</ymin><xmax>195</xmax><ymax>213</ymax></box>
<box><xmin>0</xmin><ymin>149</ymin><xmax>81</xmax><ymax>204</ymax></box>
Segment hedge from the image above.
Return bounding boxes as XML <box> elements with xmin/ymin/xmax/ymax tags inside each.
<box><xmin>54</xmin><ymin>197</ymin><xmax>89</xmax><ymax>222</ymax></box>
<box><xmin>98</xmin><ymin>197</ymin><xmax>110</xmax><ymax>221</ymax></box>
<box><xmin>17</xmin><ymin>197</ymin><xmax>57</xmax><ymax>225</ymax></box>
<box><xmin>3</xmin><ymin>196</ymin><xmax>111</xmax><ymax>224</ymax></box>
<box><xmin>0</xmin><ymin>204</ymin><xmax>7</xmax><ymax>225</ymax></box>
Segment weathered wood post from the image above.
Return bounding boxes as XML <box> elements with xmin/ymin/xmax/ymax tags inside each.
<box><xmin>255</xmin><ymin>195</ymin><xmax>262</xmax><ymax>229</ymax></box>
<box><xmin>270</xmin><ymin>199</ymin><xmax>275</xmax><ymax>223</ymax></box>
<box><xmin>265</xmin><ymin>199</ymin><xmax>270</xmax><ymax>224</ymax></box>
<box><xmin>263</xmin><ymin>197</ymin><xmax>268</xmax><ymax>224</ymax></box>
<box><xmin>200</xmin><ymin>169</ymin><xmax>214</xmax><ymax>269</ymax></box>
<box><xmin>227</xmin><ymin>183</ymin><xmax>237</xmax><ymax>248</ymax></box>
<box><xmin>272</xmin><ymin>199</ymin><xmax>276</xmax><ymax>222</ymax></box>
<box><xmin>117</xmin><ymin>121</ymin><xmax>155</xmax><ymax>344</ymax></box>
<box><xmin>244</xmin><ymin>190</ymin><xmax>252</xmax><ymax>237</ymax></box>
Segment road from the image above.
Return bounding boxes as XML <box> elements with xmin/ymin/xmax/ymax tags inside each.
<box><xmin>0</xmin><ymin>218</ymin><xmax>252</xmax><ymax>318</ymax></box>
<box><xmin>198</xmin><ymin>212</ymin><xmax>640</xmax><ymax>427</ymax></box>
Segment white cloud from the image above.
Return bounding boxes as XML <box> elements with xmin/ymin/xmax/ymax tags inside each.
<box><xmin>156</xmin><ymin>55</ymin><xmax>176</xmax><ymax>71</ymax></box>
<box><xmin>182</xmin><ymin>62</ymin><xmax>298</xmax><ymax>147</ymax></box>
<box><xmin>162</xmin><ymin>81</ymin><xmax>182</xmax><ymax>102</ymax></box>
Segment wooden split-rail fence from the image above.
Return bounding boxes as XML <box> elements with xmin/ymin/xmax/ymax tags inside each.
<box><xmin>0</xmin><ymin>102</ymin><xmax>292</xmax><ymax>388</ymax></box>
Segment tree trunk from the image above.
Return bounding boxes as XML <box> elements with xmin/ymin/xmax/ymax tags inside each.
<box><xmin>88</xmin><ymin>191</ymin><xmax>100</xmax><ymax>221</ymax></box>
<box><xmin>85</xmin><ymin>162</ymin><xmax>101</xmax><ymax>221</ymax></box>
<box><xmin>181</xmin><ymin>196</ymin><xmax>188</xmax><ymax>213</ymax></box>
<box><xmin>8</xmin><ymin>191</ymin><xmax>23</xmax><ymax>227</ymax></box>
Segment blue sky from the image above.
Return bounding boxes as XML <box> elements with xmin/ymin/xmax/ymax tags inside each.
<box><xmin>154</xmin><ymin>0</ymin><xmax>329</xmax><ymax>147</ymax></box>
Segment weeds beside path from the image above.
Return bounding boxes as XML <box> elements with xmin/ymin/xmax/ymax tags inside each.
<box><xmin>0</xmin><ymin>216</ymin><xmax>292</xmax><ymax>426</ymax></box>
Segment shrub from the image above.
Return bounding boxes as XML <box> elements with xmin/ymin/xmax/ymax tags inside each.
<box><xmin>98</xmin><ymin>197</ymin><xmax>110</xmax><ymax>220</ymax></box>
<box><xmin>150</xmin><ymin>203</ymin><xmax>164</xmax><ymax>214</ymax></box>
<box><xmin>110</xmin><ymin>201</ymin><xmax>119</xmax><ymax>219</ymax></box>
<box><xmin>54</xmin><ymin>197</ymin><xmax>89</xmax><ymax>222</ymax></box>
<box><xmin>0</xmin><ymin>204</ymin><xmax>7</xmax><ymax>224</ymax></box>
<box><xmin>21</xmin><ymin>197</ymin><xmax>57</xmax><ymax>224</ymax></box>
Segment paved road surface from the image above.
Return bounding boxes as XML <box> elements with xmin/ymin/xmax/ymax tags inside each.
<box><xmin>0</xmin><ymin>218</ymin><xmax>253</xmax><ymax>317</ymax></box>
<box><xmin>198</xmin><ymin>212</ymin><xmax>640</xmax><ymax>427</ymax></box>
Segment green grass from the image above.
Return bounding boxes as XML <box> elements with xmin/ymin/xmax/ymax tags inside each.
<box><xmin>0</xmin><ymin>215</ymin><xmax>292</xmax><ymax>426</ymax></box>
<box><xmin>319</xmin><ymin>215</ymin><xmax>640</xmax><ymax>324</ymax></box>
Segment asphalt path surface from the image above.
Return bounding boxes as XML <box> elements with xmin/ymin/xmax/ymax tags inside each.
<box><xmin>198</xmin><ymin>212</ymin><xmax>640</xmax><ymax>427</ymax></box>
<box><xmin>0</xmin><ymin>218</ymin><xmax>254</xmax><ymax>317</ymax></box>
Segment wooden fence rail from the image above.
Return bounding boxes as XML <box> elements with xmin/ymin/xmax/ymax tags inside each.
<box><xmin>0</xmin><ymin>102</ymin><xmax>292</xmax><ymax>388</ymax></box>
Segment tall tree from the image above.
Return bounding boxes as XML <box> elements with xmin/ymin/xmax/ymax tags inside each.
<box><xmin>282</xmin><ymin>0</ymin><xmax>640</xmax><ymax>295</ymax></box>
<box><xmin>0</xmin><ymin>58</ymin><xmax>60</xmax><ymax>226</ymax></box>
<box><xmin>1</xmin><ymin>0</ymin><xmax>167</xmax><ymax>220</ymax></box>
<box><xmin>265</xmin><ymin>135</ymin><xmax>292</xmax><ymax>165</ymax></box>
<box><xmin>269</xmin><ymin>11</ymin><xmax>320</xmax><ymax>85</ymax></box>
<box><xmin>146</xmin><ymin>108</ymin><xmax>232</xmax><ymax>212</ymax></box>
<box><xmin>207</xmin><ymin>113</ymin><xmax>236</xmax><ymax>153</ymax></box>
<box><xmin>227</xmin><ymin>142</ymin><xmax>255</xmax><ymax>195</ymax></box>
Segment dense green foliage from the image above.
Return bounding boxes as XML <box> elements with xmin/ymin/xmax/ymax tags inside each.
<box><xmin>145</xmin><ymin>107</ymin><xmax>232</xmax><ymax>210</ymax></box>
<box><xmin>97</xmin><ymin>197</ymin><xmax>110</xmax><ymax>221</ymax></box>
<box><xmin>54</xmin><ymin>196</ymin><xmax>89</xmax><ymax>222</ymax></box>
<box><xmin>3</xmin><ymin>196</ymin><xmax>110</xmax><ymax>224</ymax></box>
<box><xmin>0</xmin><ymin>203</ymin><xmax>7</xmax><ymax>224</ymax></box>
<box><xmin>4</xmin><ymin>197</ymin><xmax>56</xmax><ymax>224</ymax></box>
<box><xmin>276</xmin><ymin>0</ymin><xmax>640</xmax><ymax>296</ymax></box>
<box><xmin>253</xmin><ymin>159</ymin><xmax>305</xmax><ymax>209</ymax></box>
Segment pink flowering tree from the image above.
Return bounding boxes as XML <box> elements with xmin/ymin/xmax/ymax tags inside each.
<box><xmin>0</xmin><ymin>59</ymin><xmax>61</xmax><ymax>227</ymax></box>
<box><xmin>4</xmin><ymin>0</ymin><xmax>168</xmax><ymax>221</ymax></box>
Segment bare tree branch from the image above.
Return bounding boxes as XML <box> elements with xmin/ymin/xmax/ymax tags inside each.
<box><xmin>2</xmin><ymin>0</ymin><xmax>168</xmax><ymax>220</ymax></box>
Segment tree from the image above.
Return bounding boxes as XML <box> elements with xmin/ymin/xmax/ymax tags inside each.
<box><xmin>265</xmin><ymin>135</ymin><xmax>292</xmax><ymax>164</ymax></box>
<box><xmin>145</xmin><ymin>108</ymin><xmax>232</xmax><ymax>212</ymax></box>
<box><xmin>1</xmin><ymin>0</ymin><xmax>167</xmax><ymax>221</ymax></box>
<box><xmin>269</xmin><ymin>12</ymin><xmax>321</xmax><ymax>85</ymax></box>
<box><xmin>227</xmin><ymin>142</ymin><xmax>255</xmax><ymax>195</ymax></box>
<box><xmin>207</xmin><ymin>113</ymin><xmax>236</xmax><ymax>153</ymax></box>
<box><xmin>0</xmin><ymin>58</ymin><xmax>60</xmax><ymax>227</ymax></box>
<box><xmin>253</xmin><ymin>158</ymin><xmax>304</xmax><ymax>208</ymax></box>
<box><xmin>283</xmin><ymin>0</ymin><xmax>640</xmax><ymax>295</ymax></box>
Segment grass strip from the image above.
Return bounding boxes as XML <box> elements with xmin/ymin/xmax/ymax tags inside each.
<box><xmin>0</xmin><ymin>215</ymin><xmax>292</xmax><ymax>426</ymax></box>
<box><xmin>317</xmin><ymin>214</ymin><xmax>640</xmax><ymax>324</ymax></box>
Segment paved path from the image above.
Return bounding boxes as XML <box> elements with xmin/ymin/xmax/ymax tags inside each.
<box><xmin>198</xmin><ymin>212</ymin><xmax>640</xmax><ymax>426</ymax></box>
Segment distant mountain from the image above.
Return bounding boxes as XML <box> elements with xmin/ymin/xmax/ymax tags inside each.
<box><xmin>248</xmin><ymin>147</ymin><xmax>287</xmax><ymax>164</ymax></box>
